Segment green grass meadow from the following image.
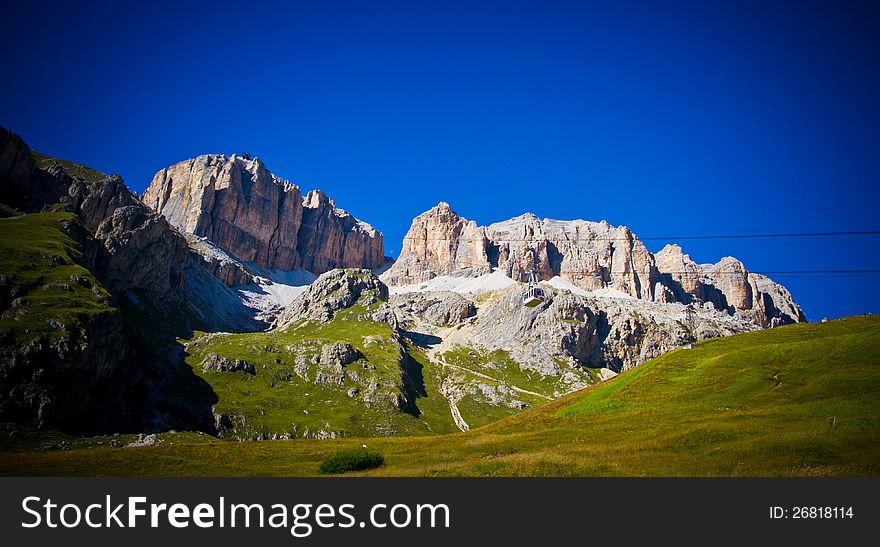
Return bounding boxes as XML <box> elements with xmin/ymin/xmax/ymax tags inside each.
<box><xmin>2</xmin><ymin>315</ymin><xmax>877</xmax><ymax>476</ymax></box>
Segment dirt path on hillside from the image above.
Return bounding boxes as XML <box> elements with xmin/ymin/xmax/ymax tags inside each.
<box><xmin>423</xmin><ymin>328</ymin><xmax>551</xmax><ymax>400</ymax></box>
<box><xmin>416</xmin><ymin>328</ymin><xmax>470</xmax><ymax>431</ymax></box>
<box><xmin>442</xmin><ymin>384</ymin><xmax>470</xmax><ymax>432</ymax></box>
<box><xmin>438</xmin><ymin>359</ymin><xmax>552</xmax><ymax>400</ymax></box>
<box><xmin>412</xmin><ymin>326</ymin><xmax>551</xmax><ymax>431</ymax></box>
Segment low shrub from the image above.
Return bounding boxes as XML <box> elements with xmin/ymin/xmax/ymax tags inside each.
<box><xmin>318</xmin><ymin>449</ymin><xmax>384</xmax><ymax>474</ymax></box>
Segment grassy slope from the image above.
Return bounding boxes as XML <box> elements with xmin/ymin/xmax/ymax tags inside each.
<box><xmin>0</xmin><ymin>212</ymin><xmax>115</xmax><ymax>342</ymax></box>
<box><xmin>31</xmin><ymin>151</ymin><xmax>108</xmax><ymax>184</ymax></box>
<box><xmin>168</xmin><ymin>305</ymin><xmax>461</xmax><ymax>439</ymax></box>
<box><xmin>2</xmin><ymin>315</ymin><xmax>877</xmax><ymax>476</ymax></box>
<box><xmin>442</xmin><ymin>347</ymin><xmax>593</xmax><ymax>394</ymax></box>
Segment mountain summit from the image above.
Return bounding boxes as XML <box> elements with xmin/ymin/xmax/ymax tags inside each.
<box><xmin>382</xmin><ymin>202</ymin><xmax>805</xmax><ymax>327</ymax></box>
<box><xmin>142</xmin><ymin>154</ymin><xmax>385</xmax><ymax>274</ymax></box>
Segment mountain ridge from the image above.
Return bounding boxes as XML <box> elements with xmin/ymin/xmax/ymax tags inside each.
<box><xmin>142</xmin><ymin>154</ymin><xmax>386</xmax><ymax>276</ymax></box>
<box><xmin>0</xmin><ymin>124</ymin><xmax>808</xmax><ymax>441</ymax></box>
<box><xmin>382</xmin><ymin>202</ymin><xmax>805</xmax><ymax>327</ymax></box>
<box><xmin>3</xmin><ymin>316</ymin><xmax>876</xmax><ymax>476</ymax></box>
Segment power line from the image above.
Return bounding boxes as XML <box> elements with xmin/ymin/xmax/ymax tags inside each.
<box><xmin>426</xmin><ymin>260</ymin><xmax>880</xmax><ymax>276</ymax></box>
<box><xmin>584</xmin><ymin>205</ymin><xmax>880</xmax><ymax>216</ymax></box>
<box><xmin>276</xmin><ymin>208</ymin><xmax>880</xmax><ymax>243</ymax></box>
<box><xmin>382</xmin><ymin>230</ymin><xmax>880</xmax><ymax>241</ymax></box>
<box><xmin>640</xmin><ymin>231</ymin><xmax>880</xmax><ymax>241</ymax></box>
<box><xmin>225</xmin><ymin>209</ymin><xmax>880</xmax><ymax>277</ymax></box>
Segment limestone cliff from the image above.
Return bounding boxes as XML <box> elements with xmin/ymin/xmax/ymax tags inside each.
<box><xmin>381</xmin><ymin>202</ymin><xmax>491</xmax><ymax>285</ymax></box>
<box><xmin>486</xmin><ymin>214</ymin><xmax>657</xmax><ymax>300</ymax></box>
<box><xmin>384</xmin><ymin>204</ymin><xmax>657</xmax><ymax>299</ymax></box>
<box><xmin>654</xmin><ymin>244</ymin><xmax>806</xmax><ymax>325</ymax></box>
<box><xmin>142</xmin><ymin>154</ymin><xmax>384</xmax><ymax>275</ymax></box>
<box><xmin>383</xmin><ymin>203</ymin><xmax>805</xmax><ymax>326</ymax></box>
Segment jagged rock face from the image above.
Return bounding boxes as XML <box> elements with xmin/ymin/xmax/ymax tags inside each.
<box><xmin>383</xmin><ymin>204</ymin><xmax>657</xmax><ymax>299</ymax></box>
<box><xmin>444</xmin><ymin>285</ymin><xmax>756</xmax><ymax>377</ymax></box>
<box><xmin>710</xmin><ymin>257</ymin><xmax>753</xmax><ymax>311</ymax></box>
<box><xmin>142</xmin><ymin>154</ymin><xmax>384</xmax><ymax>274</ymax></box>
<box><xmin>142</xmin><ymin>155</ymin><xmax>302</xmax><ymax>267</ymax></box>
<box><xmin>0</xmin><ymin>127</ymin><xmax>67</xmax><ymax>212</ymax></box>
<box><xmin>487</xmin><ymin>214</ymin><xmax>657</xmax><ymax>299</ymax></box>
<box><xmin>68</xmin><ymin>175</ymin><xmax>140</xmax><ymax>232</ymax></box>
<box><xmin>94</xmin><ymin>206</ymin><xmax>190</xmax><ymax>306</ymax></box>
<box><xmin>654</xmin><ymin>244</ymin><xmax>805</xmax><ymax>326</ymax></box>
<box><xmin>297</xmin><ymin>189</ymin><xmax>385</xmax><ymax>272</ymax></box>
<box><xmin>389</xmin><ymin>292</ymin><xmax>476</xmax><ymax>326</ymax></box>
<box><xmin>752</xmin><ymin>273</ymin><xmax>806</xmax><ymax>326</ymax></box>
<box><xmin>189</xmin><ymin>251</ymin><xmax>255</xmax><ymax>288</ymax></box>
<box><xmin>382</xmin><ymin>202</ymin><xmax>491</xmax><ymax>285</ymax></box>
<box><xmin>654</xmin><ymin>244</ymin><xmax>704</xmax><ymax>301</ymax></box>
<box><xmin>385</xmin><ymin>203</ymin><xmax>805</xmax><ymax>327</ymax></box>
<box><xmin>185</xmin><ymin>234</ymin><xmax>255</xmax><ymax>287</ymax></box>
<box><xmin>275</xmin><ymin>268</ymin><xmax>389</xmax><ymax>326</ymax></box>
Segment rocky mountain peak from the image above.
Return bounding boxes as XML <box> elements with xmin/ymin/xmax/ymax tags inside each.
<box><xmin>383</xmin><ymin>202</ymin><xmax>806</xmax><ymax>327</ymax></box>
<box><xmin>304</xmin><ymin>188</ymin><xmax>332</xmax><ymax>208</ymax></box>
<box><xmin>419</xmin><ymin>201</ymin><xmax>462</xmax><ymax>221</ymax></box>
<box><xmin>656</xmin><ymin>243</ymin><xmax>685</xmax><ymax>259</ymax></box>
<box><xmin>381</xmin><ymin>202</ymin><xmax>491</xmax><ymax>286</ymax></box>
<box><xmin>142</xmin><ymin>154</ymin><xmax>384</xmax><ymax>275</ymax></box>
<box><xmin>275</xmin><ymin>268</ymin><xmax>389</xmax><ymax>326</ymax></box>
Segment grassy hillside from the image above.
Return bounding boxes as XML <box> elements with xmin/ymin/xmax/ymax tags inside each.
<box><xmin>164</xmin><ymin>305</ymin><xmax>462</xmax><ymax>439</ymax></box>
<box><xmin>31</xmin><ymin>151</ymin><xmax>108</xmax><ymax>183</ymax></box>
<box><xmin>159</xmin><ymin>303</ymin><xmax>577</xmax><ymax>439</ymax></box>
<box><xmin>1</xmin><ymin>315</ymin><xmax>878</xmax><ymax>476</ymax></box>
<box><xmin>0</xmin><ymin>212</ymin><xmax>115</xmax><ymax>342</ymax></box>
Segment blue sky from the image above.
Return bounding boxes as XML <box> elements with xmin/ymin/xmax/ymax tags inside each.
<box><xmin>2</xmin><ymin>0</ymin><xmax>878</xmax><ymax>320</ymax></box>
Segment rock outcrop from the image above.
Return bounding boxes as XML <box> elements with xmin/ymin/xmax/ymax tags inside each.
<box><xmin>320</xmin><ymin>342</ymin><xmax>361</xmax><ymax>369</ymax></box>
<box><xmin>184</xmin><ymin>234</ymin><xmax>256</xmax><ymax>287</ymax></box>
<box><xmin>0</xmin><ymin>127</ymin><xmax>68</xmax><ymax>212</ymax></box>
<box><xmin>654</xmin><ymin>244</ymin><xmax>805</xmax><ymax>325</ymax></box>
<box><xmin>275</xmin><ymin>268</ymin><xmax>389</xmax><ymax>326</ymax></box>
<box><xmin>443</xmin><ymin>284</ymin><xmax>756</xmax><ymax>378</ymax></box>
<box><xmin>383</xmin><ymin>203</ymin><xmax>657</xmax><ymax>298</ymax></box>
<box><xmin>751</xmin><ymin>273</ymin><xmax>807</xmax><ymax>327</ymax></box>
<box><xmin>653</xmin><ymin>244</ymin><xmax>705</xmax><ymax>301</ymax></box>
<box><xmin>201</xmin><ymin>354</ymin><xmax>256</xmax><ymax>374</ymax></box>
<box><xmin>68</xmin><ymin>175</ymin><xmax>141</xmax><ymax>232</ymax></box>
<box><xmin>383</xmin><ymin>203</ymin><xmax>805</xmax><ymax>327</ymax></box>
<box><xmin>382</xmin><ymin>202</ymin><xmax>491</xmax><ymax>285</ymax></box>
<box><xmin>389</xmin><ymin>291</ymin><xmax>476</xmax><ymax>326</ymax></box>
<box><xmin>93</xmin><ymin>206</ymin><xmax>191</xmax><ymax>307</ymax></box>
<box><xmin>141</xmin><ymin>154</ymin><xmax>385</xmax><ymax>275</ymax></box>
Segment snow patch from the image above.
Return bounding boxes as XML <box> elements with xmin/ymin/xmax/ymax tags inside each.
<box><xmin>186</xmin><ymin>234</ymin><xmax>239</xmax><ymax>264</ymax></box>
<box><xmin>389</xmin><ymin>269</ymin><xmax>517</xmax><ymax>295</ymax></box>
<box><xmin>235</xmin><ymin>265</ymin><xmax>317</xmax><ymax>318</ymax></box>
<box><xmin>545</xmin><ymin>276</ymin><xmax>636</xmax><ymax>300</ymax></box>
